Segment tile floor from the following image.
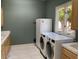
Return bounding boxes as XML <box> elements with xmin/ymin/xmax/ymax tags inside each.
<box><xmin>8</xmin><ymin>43</ymin><xmax>44</xmax><ymax>59</ymax></box>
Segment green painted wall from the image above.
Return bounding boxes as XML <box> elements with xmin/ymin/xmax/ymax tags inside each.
<box><xmin>2</xmin><ymin>0</ymin><xmax>46</xmax><ymax>45</ymax></box>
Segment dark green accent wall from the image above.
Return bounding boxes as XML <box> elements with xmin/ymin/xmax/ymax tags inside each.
<box><xmin>2</xmin><ymin>0</ymin><xmax>46</xmax><ymax>45</ymax></box>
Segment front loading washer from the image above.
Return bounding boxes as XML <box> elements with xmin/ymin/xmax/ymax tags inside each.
<box><xmin>44</xmin><ymin>32</ymin><xmax>74</xmax><ymax>59</ymax></box>
<box><xmin>40</xmin><ymin>33</ymin><xmax>50</xmax><ymax>57</ymax></box>
<box><xmin>40</xmin><ymin>34</ymin><xmax>44</xmax><ymax>50</ymax></box>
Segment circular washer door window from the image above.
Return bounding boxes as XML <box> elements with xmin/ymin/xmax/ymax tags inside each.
<box><xmin>46</xmin><ymin>42</ymin><xmax>54</xmax><ymax>59</ymax></box>
<box><xmin>40</xmin><ymin>37</ymin><xmax>44</xmax><ymax>49</ymax></box>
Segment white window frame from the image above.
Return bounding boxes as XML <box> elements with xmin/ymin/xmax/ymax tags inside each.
<box><xmin>55</xmin><ymin>1</ymin><xmax>75</xmax><ymax>39</ymax></box>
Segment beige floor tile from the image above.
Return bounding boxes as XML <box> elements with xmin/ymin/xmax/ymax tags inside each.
<box><xmin>8</xmin><ymin>43</ymin><xmax>44</xmax><ymax>59</ymax></box>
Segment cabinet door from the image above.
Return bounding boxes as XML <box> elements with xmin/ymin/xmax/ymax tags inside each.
<box><xmin>5</xmin><ymin>36</ymin><xmax>11</xmax><ymax>59</ymax></box>
<box><xmin>71</xmin><ymin>0</ymin><xmax>78</xmax><ymax>30</ymax></box>
<box><xmin>1</xmin><ymin>44</ymin><xmax>6</xmax><ymax>59</ymax></box>
<box><xmin>6</xmin><ymin>36</ymin><xmax>11</xmax><ymax>55</ymax></box>
<box><xmin>1</xmin><ymin>40</ymin><xmax>9</xmax><ymax>59</ymax></box>
<box><xmin>62</xmin><ymin>54</ymin><xmax>70</xmax><ymax>59</ymax></box>
<box><xmin>62</xmin><ymin>47</ymin><xmax>77</xmax><ymax>59</ymax></box>
<box><xmin>62</xmin><ymin>48</ymin><xmax>70</xmax><ymax>59</ymax></box>
<box><xmin>1</xmin><ymin>36</ymin><xmax>11</xmax><ymax>59</ymax></box>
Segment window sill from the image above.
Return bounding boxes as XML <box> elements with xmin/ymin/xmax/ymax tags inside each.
<box><xmin>55</xmin><ymin>30</ymin><xmax>75</xmax><ymax>39</ymax></box>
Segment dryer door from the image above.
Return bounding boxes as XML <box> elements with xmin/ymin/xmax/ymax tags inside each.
<box><xmin>40</xmin><ymin>37</ymin><xmax>44</xmax><ymax>49</ymax></box>
<box><xmin>46</xmin><ymin>42</ymin><xmax>54</xmax><ymax>59</ymax></box>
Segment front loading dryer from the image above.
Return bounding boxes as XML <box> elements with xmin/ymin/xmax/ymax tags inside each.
<box><xmin>44</xmin><ymin>32</ymin><xmax>73</xmax><ymax>59</ymax></box>
<box><xmin>46</xmin><ymin>39</ymin><xmax>60</xmax><ymax>59</ymax></box>
<box><xmin>46</xmin><ymin>40</ymin><xmax>54</xmax><ymax>59</ymax></box>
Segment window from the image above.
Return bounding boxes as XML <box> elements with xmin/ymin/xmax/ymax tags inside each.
<box><xmin>55</xmin><ymin>1</ymin><xmax>75</xmax><ymax>39</ymax></box>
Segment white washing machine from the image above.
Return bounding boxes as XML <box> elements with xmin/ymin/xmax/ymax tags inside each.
<box><xmin>36</xmin><ymin>18</ymin><xmax>52</xmax><ymax>50</ymax></box>
<box><xmin>40</xmin><ymin>33</ymin><xmax>50</xmax><ymax>57</ymax></box>
<box><xmin>43</xmin><ymin>32</ymin><xmax>74</xmax><ymax>59</ymax></box>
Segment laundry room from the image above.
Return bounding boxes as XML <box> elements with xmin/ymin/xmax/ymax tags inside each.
<box><xmin>1</xmin><ymin>0</ymin><xmax>78</xmax><ymax>59</ymax></box>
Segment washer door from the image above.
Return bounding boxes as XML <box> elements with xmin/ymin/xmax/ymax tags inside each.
<box><xmin>46</xmin><ymin>42</ymin><xmax>54</xmax><ymax>59</ymax></box>
<box><xmin>40</xmin><ymin>37</ymin><xmax>44</xmax><ymax>49</ymax></box>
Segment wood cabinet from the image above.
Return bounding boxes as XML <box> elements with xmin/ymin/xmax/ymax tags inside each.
<box><xmin>1</xmin><ymin>36</ymin><xmax>11</xmax><ymax>59</ymax></box>
<box><xmin>62</xmin><ymin>47</ymin><xmax>77</xmax><ymax>59</ymax></box>
<box><xmin>71</xmin><ymin>0</ymin><xmax>78</xmax><ymax>30</ymax></box>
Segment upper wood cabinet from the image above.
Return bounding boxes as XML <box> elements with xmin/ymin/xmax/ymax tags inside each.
<box><xmin>71</xmin><ymin>0</ymin><xmax>78</xmax><ymax>30</ymax></box>
<box><xmin>1</xmin><ymin>8</ymin><xmax>4</xmax><ymax>27</ymax></box>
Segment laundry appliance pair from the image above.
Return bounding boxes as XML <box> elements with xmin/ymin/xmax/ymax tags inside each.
<box><xmin>40</xmin><ymin>32</ymin><xmax>73</xmax><ymax>59</ymax></box>
<box><xmin>36</xmin><ymin>18</ymin><xmax>52</xmax><ymax>50</ymax></box>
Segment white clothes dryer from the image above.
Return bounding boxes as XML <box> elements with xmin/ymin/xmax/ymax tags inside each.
<box><xmin>43</xmin><ymin>32</ymin><xmax>73</xmax><ymax>59</ymax></box>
